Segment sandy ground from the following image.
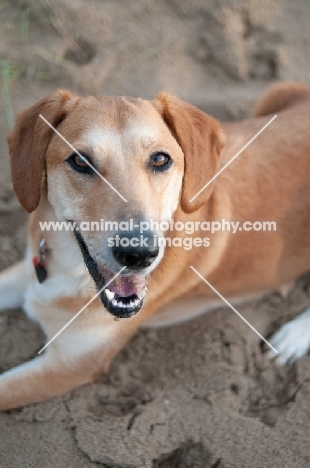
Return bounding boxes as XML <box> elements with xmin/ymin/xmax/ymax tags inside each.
<box><xmin>1</xmin><ymin>0</ymin><xmax>310</xmax><ymax>466</ymax></box>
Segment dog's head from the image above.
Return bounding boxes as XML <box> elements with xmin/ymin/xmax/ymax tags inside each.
<box><xmin>7</xmin><ymin>90</ymin><xmax>225</xmax><ymax>318</ymax></box>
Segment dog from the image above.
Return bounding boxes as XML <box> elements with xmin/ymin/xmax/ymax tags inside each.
<box><xmin>0</xmin><ymin>82</ymin><xmax>310</xmax><ymax>410</ymax></box>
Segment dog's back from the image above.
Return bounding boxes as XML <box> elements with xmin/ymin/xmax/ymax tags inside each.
<box><xmin>253</xmin><ymin>82</ymin><xmax>310</xmax><ymax>117</ymax></box>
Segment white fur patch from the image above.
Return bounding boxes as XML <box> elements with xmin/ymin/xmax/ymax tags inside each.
<box><xmin>0</xmin><ymin>261</ymin><xmax>27</xmax><ymax>311</ymax></box>
<box><xmin>84</xmin><ymin>124</ymin><xmax>160</xmax><ymax>162</ymax></box>
<box><xmin>268</xmin><ymin>307</ymin><xmax>310</xmax><ymax>364</ymax></box>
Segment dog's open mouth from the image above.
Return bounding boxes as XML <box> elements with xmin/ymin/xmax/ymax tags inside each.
<box><xmin>74</xmin><ymin>230</ymin><xmax>147</xmax><ymax>318</ymax></box>
<box><xmin>100</xmin><ymin>273</ymin><xmax>147</xmax><ymax>318</ymax></box>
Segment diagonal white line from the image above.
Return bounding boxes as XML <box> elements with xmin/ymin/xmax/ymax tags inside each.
<box><xmin>190</xmin><ymin>266</ymin><xmax>278</xmax><ymax>354</ymax></box>
<box><xmin>190</xmin><ymin>114</ymin><xmax>277</xmax><ymax>203</ymax></box>
<box><xmin>39</xmin><ymin>114</ymin><xmax>128</xmax><ymax>202</ymax></box>
<box><xmin>38</xmin><ymin>266</ymin><xmax>126</xmax><ymax>354</ymax></box>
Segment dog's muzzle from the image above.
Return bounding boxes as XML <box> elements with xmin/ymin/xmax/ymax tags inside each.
<box><xmin>74</xmin><ymin>229</ymin><xmax>159</xmax><ymax>318</ymax></box>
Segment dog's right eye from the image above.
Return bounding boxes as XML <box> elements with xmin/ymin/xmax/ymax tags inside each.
<box><xmin>67</xmin><ymin>153</ymin><xmax>94</xmax><ymax>174</ymax></box>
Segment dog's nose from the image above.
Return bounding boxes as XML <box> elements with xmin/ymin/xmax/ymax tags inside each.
<box><xmin>112</xmin><ymin>230</ymin><xmax>159</xmax><ymax>269</ymax></box>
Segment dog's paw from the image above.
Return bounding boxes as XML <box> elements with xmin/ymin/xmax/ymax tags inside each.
<box><xmin>267</xmin><ymin>308</ymin><xmax>310</xmax><ymax>365</ymax></box>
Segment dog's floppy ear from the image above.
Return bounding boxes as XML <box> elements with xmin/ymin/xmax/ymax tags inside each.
<box><xmin>7</xmin><ymin>90</ymin><xmax>74</xmax><ymax>213</ymax></box>
<box><xmin>153</xmin><ymin>92</ymin><xmax>226</xmax><ymax>213</ymax></box>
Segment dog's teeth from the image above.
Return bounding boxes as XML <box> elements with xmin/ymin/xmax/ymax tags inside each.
<box><xmin>110</xmin><ymin>295</ymin><xmax>142</xmax><ymax>309</ymax></box>
<box><xmin>105</xmin><ymin>288</ymin><xmax>115</xmax><ymax>301</ymax></box>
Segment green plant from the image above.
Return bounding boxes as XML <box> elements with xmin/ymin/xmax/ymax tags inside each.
<box><xmin>0</xmin><ymin>60</ymin><xmax>22</xmax><ymax>128</ymax></box>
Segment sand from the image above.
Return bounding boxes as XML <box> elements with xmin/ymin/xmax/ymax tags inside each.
<box><xmin>0</xmin><ymin>0</ymin><xmax>310</xmax><ymax>466</ymax></box>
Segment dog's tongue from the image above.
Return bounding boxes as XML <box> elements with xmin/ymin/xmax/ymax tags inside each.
<box><xmin>100</xmin><ymin>268</ymin><xmax>146</xmax><ymax>297</ymax></box>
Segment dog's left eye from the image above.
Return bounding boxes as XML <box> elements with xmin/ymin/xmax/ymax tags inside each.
<box><xmin>67</xmin><ymin>152</ymin><xmax>94</xmax><ymax>174</ymax></box>
<box><xmin>149</xmin><ymin>152</ymin><xmax>172</xmax><ymax>171</ymax></box>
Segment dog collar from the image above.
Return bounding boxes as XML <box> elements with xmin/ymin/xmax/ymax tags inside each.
<box><xmin>32</xmin><ymin>238</ymin><xmax>51</xmax><ymax>283</ymax></box>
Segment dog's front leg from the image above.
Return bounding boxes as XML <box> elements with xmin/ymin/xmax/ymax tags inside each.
<box><xmin>0</xmin><ymin>261</ymin><xmax>27</xmax><ymax>311</ymax></box>
<box><xmin>0</xmin><ymin>309</ymin><xmax>144</xmax><ymax>411</ymax></box>
<box><xmin>0</xmin><ymin>348</ymin><xmax>104</xmax><ymax>411</ymax></box>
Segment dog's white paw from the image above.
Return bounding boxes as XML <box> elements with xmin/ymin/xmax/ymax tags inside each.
<box><xmin>267</xmin><ymin>308</ymin><xmax>310</xmax><ymax>365</ymax></box>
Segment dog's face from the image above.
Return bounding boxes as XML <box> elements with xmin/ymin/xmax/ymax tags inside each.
<box><xmin>7</xmin><ymin>90</ymin><xmax>225</xmax><ymax>318</ymax></box>
<box><xmin>46</xmin><ymin>96</ymin><xmax>184</xmax><ymax>317</ymax></box>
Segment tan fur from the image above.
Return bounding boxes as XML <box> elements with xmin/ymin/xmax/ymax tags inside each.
<box><xmin>1</xmin><ymin>82</ymin><xmax>310</xmax><ymax>409</ymax></box>
<box><xmin>7</xmin><ymin>90</ymin><xmax>76</xmax><ymax>212</ymax></box>
<box><xmin>253</xmin><ymin>81</ymin><xmax>310</xmax><ymax>117</ymax></box>
<box><xmin>153</xmin><ymin>93</ymin><xmax>226</xmax><ymax>213</ymax></box>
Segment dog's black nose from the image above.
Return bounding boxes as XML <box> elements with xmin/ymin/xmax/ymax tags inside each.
<box><xmin>112</xmin><ymin>230</ymin><xmax>159</xmax><ymax>269</ymax></box>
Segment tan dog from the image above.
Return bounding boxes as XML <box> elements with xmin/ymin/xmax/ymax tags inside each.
<box><xmin>0</xmin><ymin>82</ymin><xmax>310</xmax><ymax>410</ymax></box>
